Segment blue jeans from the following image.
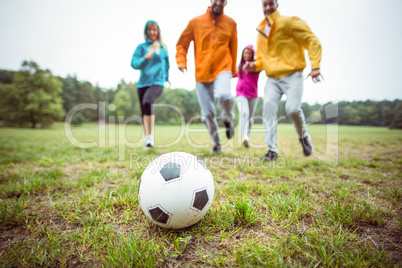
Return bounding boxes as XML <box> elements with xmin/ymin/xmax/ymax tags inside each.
<box><xmin>196</xmin><ymin>71</ymin><xmax>234</xmax><ymax>146</ymax></box>
<box><xmin>263</xmin><ymin>71</ymin><xmax>308</xmax><ymax>154</ymax></box>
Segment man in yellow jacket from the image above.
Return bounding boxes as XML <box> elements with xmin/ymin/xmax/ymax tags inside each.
<box><xmin>245</xmin><ymin>0</ymin><xmax>323</xmax><ymax>161</ymax></box>
<box><xmin>176</xmin><ymin>0</ymin><xmax>237</xmax><ymax>154</ymax></box>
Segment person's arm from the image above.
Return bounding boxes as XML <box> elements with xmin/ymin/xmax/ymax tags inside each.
<box><xmin>290</xmin><ymin>17</ymin><xmax>322</xmax><ymax>72</ymax></box>
<box><xmin>131</xmin><ymin>45</ymin><xmax>149</xmax><ymax>70</ymax></box>
<box><xmin>245</xmin><ymin>34</ymin><xmax>263</xmax><ymax>73</ymax></box>
<box><xmin>253</xmin><ymin>55</ymin><xmax>263</xmax><ymax>73</ymax></box>
<box><xmin>176</xmin><ymin>21</ymin><xmax>194</xmax><ymax>72</ymax></box>
<box><xmin>164</xmin><ymin>49</ymin><xmax>170</xmax><ymax>82</ymax></box>
<box><xmin>234</xmin><ymin>69</ymin><xmax>238</xmax><ymax>78</ymax></box>
<box><xmin>230</xmin><ymin>23</ymin><xmax>238</xmax><ymax>77</ymax></box>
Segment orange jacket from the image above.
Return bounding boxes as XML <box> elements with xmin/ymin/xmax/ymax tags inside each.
<box><xmin>176</xmin><ymin>7</ymin><xmax>238</xmax><ymax>83</ymax></box>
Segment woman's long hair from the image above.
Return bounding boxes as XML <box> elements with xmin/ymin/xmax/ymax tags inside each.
<box><xmin>238</xmin><ymin>46</ymin><xmax>255</xmax><ymax>78</ymax></box>
<box><xmin>145</xmin><ymin>21</ymin><xmax>167</xmax><ymax>54</ymax></box>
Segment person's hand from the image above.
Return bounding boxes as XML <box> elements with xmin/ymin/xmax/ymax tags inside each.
<box><xmin>165</xmin><ymin>80</ymin><xmax>171</xmax><ymax>88</ymax></box>
<box><xmin>145</xmin><ymin>52</ymin><xmax>153</xmax><ymax>60</ymax></box>
<box><xmin>306</xmin><ymin>69</ymin><xmax>324</xmax><ymax>83</ymax></box>
<box><xmin>243</xmin><ymin>61</ymin><xmax>256</xmax><ymax>72</ymax></box>
<box><xmin>179</xmin><ymin>67</ymin><xmax>187</xmax><ymax>73</ymax></box>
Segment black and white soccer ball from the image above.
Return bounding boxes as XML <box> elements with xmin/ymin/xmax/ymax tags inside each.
<box><xmin>138</xmin><ymin>152</ymin><xmax>214</xmax><ymax>229</ymax></box>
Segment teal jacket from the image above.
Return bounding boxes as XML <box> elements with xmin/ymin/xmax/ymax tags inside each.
<box><xmin>131</xmin><ymin>20</ymin><xmax>170</xmax><ymax>89</ymax></box>
<box><xmin>131</xmin><ymin>39</ymin><xmax>169</xmax><ymax>88</ymax></box>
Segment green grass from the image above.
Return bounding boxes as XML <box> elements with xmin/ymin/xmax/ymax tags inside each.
<box><xmin>0</xmin><ymin>122</ymin><xmax>401</xmax><ymax>267</ymax></box>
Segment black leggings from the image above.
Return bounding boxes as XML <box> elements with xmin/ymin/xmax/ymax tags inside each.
<box><xmin>137</xmin><ymin>85</ymin><xmax>163</xmax><ymax>116</ymax></box>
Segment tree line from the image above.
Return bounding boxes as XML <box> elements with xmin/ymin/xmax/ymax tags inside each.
<box><xmin>0</xmin><ymin>61</ymin><xmax>401</xmax><ymax>129</ymax></box>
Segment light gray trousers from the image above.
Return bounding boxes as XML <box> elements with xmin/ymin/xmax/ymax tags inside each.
<box><xmin>196</xmin><ymin>71</ymin><xmax>234</xmax><ymax>146</ymax></box>
<box><xmin>263</xmin><ymin>71</ymin><xmax>308</xmax><ymax>154</ymax></box>
<box><xmin>236</xmin><ymin>96</ymin><xmax>259</xmax><ymax>138</ymax></box>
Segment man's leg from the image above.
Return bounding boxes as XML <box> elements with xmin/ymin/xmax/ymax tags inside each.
<box><xmin>196</xmin><ymin>82</ymin><xmax>220</xmax><ymax>147</ymax></box>
<box><xmin>281</xmin><ymin>71</ymin><xmax>313</xmax><ymax>156</ymax></box>
<box><xmin>263</xmin><ymin>78</ymin><xmax>282</xmax><ymax>154</ymax></box>
<box><xmin>281</xmin><ymin>72</ymin><xmax>307</xmax><ymax>139</ymax></box>
<box><xmin>214</xmin><ymin>71</ymin><xmax>234</xmax><ymax>139</ymax></box>
<box><xmin>214</xmin><ymin>71</ymin><xmax>234</xmax><ymax>119</ymax></box>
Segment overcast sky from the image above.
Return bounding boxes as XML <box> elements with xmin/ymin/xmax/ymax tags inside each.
<box><xmin>0</xmin><ymin>0</ymin><xmax>401</xmax><ymax>104</ymax></box>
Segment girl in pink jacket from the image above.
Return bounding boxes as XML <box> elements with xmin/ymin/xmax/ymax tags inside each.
<box><xmin>236</xmin><ymin>45</ymin><xmax>261</xmax><ymax>148</ymax></box>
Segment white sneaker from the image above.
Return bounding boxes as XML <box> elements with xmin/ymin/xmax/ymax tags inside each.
<box><xmin>242</xmin><ymin>135</ymin><xmax>249</xmax><ymax>148</ymax></box>
<box><xmin>143</xmin><ymin>135</ymin><xmax>151</xmax><ymax>149</ymax></box>
<box><xmin>149</xmin><ymin>135</ymin><xmax>155</xmax><ymax>148</ymax></box>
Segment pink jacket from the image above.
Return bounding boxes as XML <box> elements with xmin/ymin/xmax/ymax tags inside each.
<box><xmin>235</xmin><ymin>68</ymin><xmax>260</xmax><ymax>98</ymax></box>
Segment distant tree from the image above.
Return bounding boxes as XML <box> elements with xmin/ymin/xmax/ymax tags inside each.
<box><xmin>77</xmin><ymin>81</ymin><xmax>97</xmax><ymax>121</ymax></box>
<box><xmin>0</xmin><ymin>69</ymin><xmax>17</xmax><ymax>120</ymax></box>
<box><xmin>179</xmin><ymin>89</ymin><xmax>202</xmax><ymax>121</ymax></box>
<box><xmin>60</xmin><ymin>75</ymin><xmax>92</xmax><ymax>125</ymax></box>
<box><xmin>0</xmin><ymin>61</ymin><xmax>65</xmax><ymax>128</ymax></box>
<box><xmin>116</xmin><ymin>79</ymin><xmax>127</xmax><ymax>90</ymax></box>
<box><xmin>339</xmin><ymin>102</ymin><xmax>358</xmax><ymax>125</ymax></box>
<box><xmin>155</xmin><ymin>88</ymin><xmax>202</xmax><ymax>125</ymax></box>
<box><xmin>381</xmin><ymin>106</ymin><xmax>394</xmax><ymax>127</ymax></box>
<box><xmin>93</xmin><ymin>84</ymin><xmax>106</xmax><ymax>121</ymax></box>
<box><xmin>301</xmin><ymin>102</ymin><xmax>313</xmax><ymax>121</ymax></box>
<box><xmin>357</xmin><ymin>101</ymin><xmax>378</xmax><ymax>125</ymax></box>
<box><xmin>125</xmin><ymin>82</ymin><xmax>141</xmax><ymax>124</ymax></box>
<box><xmin>65</xmin><ymin>111</ymin><xmax>86</xmax><ymax>126</ymax></box>
<box><xmin>104</xmin><ymin>88</ymin><xmax>117</xmax><ymax>104</ymax></box>
<box><xmin>390</xmin><ymin>102</ymin><xmax>402</xmax><ymax>129</ymax></box>
<box><xmin>93</xmin><ymin>84</ymin><xmax>105</xmax><ymax>104</ymax></box>
<box><xmin>0</xmin><ymin>69</ymin><xmax>15</xmax><ymax>84</ymax></box>
<box><xmin>113</xmin><ymin>89</ymin><xmax>132</xmax><ymax>119</ymax></box>
<box><xmin>60</xmin><ymin>74</ymin><xmax>80</xmax><ymax>113</ymax></box>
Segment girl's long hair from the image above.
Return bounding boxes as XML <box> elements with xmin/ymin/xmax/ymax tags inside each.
<box><xmin>146</xmin><ymin>22</ymin><xmax>167</xmax><ymax>53</ymax></box>
<box><xmin>238</xmin><ymin>47</ymin><xmax>255</xmax><ymax>78</ymax></box>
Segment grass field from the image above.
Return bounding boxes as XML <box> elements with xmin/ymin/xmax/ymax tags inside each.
<box><xmin>0</xmin><ymin>122</ymin><xmax>401</xmax><ymax>267</ymax></box>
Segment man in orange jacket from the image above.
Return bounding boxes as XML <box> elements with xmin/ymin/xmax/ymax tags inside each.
<box><xmin>176</xmin><ymin>0</ymin><xmax>238</xmax><ymax>154</ymax></box>
<box><xmin>245</xmin><ymin>0</ymin><xmax>323</xmax><ymax>161</ymax></box>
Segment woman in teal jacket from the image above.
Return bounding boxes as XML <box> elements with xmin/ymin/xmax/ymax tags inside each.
<box><xmin>131</xmin><ymin>20</ymin><xmax>170</xmax><ymax>148</ymax></box>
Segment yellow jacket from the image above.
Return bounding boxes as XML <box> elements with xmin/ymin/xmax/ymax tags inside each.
<box><xmin>254</xmin><ymin>11</ymin><xmax>322</xmax><ymax>79</ymax></box>
<box><xmin>176</xmin><ymin>7</ymin><xmax>238</xmax><ymax>82</ymax></box>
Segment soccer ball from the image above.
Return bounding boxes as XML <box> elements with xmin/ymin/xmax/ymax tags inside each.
<box><xmin>138</xmin><ymin>152</ymin><xmax>214</xmax><ymax>229</ymax></box>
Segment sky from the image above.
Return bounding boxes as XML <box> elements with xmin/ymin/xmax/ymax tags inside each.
<box><xmin>0</xmin><ymin>0</ymin><xmax>401</xmax><ymax>104</ymax></box>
